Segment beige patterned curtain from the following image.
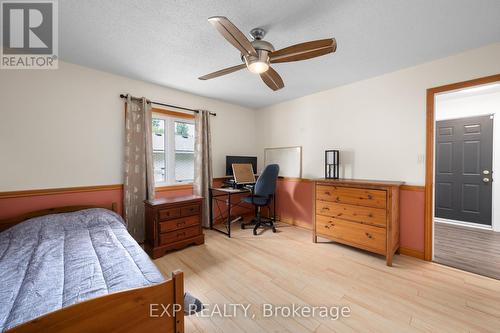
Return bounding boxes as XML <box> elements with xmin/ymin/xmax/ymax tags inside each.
<box><xmin>124</xmin><ymin>95</ymin><xmax>155</xmax><ymax>242</ymax></box>
<box><xmin>193</xmin><ymin>110</ymin><xmax>213</xmax><ymax>228</ymax></box>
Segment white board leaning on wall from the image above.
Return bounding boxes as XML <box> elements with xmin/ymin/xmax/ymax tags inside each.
<box><xmin>264</xmin><ymin>146</ymin><xmax>302</xmax><ymax>178</ymax></box>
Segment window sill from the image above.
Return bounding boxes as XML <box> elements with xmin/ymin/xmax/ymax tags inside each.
<box><xmin>155</xmin><ymin>183</ymin><xmax>193</xmax><ymax>192</ymax></box>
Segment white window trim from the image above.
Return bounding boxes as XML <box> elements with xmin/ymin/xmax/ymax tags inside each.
<box><xmin>153</xmin><ymin>113</ymin><xmax>195</xmax><ymax>186</ymax></box>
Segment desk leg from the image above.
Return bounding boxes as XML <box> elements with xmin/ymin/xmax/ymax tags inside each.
<box><xmin>209</xmin><ymin>189</ymin><xmax>213</xmax><ymax>229</ymax></box>
<box><xmin>227</xmin><ymin>193</ymin><xmax>232</xmax><ymax>238</ymax></box>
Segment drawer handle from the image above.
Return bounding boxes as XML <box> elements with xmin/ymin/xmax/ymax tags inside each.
<box><xmin>322</xmin><ymin>207</ymin><xmax>330</xmax><ymax>211</ymax></box>
<box><xmin>177</xmin><ymin>222</ymin><xmax>186</xmax><ymax>227</ymax></box>
<box><xmin>367</xmin><ymin>194</ymin><xmax>373</xmax><ymax>199</ymax></box>
<box><xmin>324</xmin><ymin>191</ymin><xmax>331</xmax><ymax>195</ymax></box>
<box><xmin>365</xmin><ymin>232</ymin><xmax>373</xmax><ymax>239</ymax></box>
<box><xmin>177</xmin><ymin>232</ymin><xmax>186</xmax><ymax>238</ymax></box>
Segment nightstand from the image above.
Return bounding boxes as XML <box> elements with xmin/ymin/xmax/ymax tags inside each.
<box><xmin>144</xmin><ymin>195</ymin><xmax>205</xmax><ymax>259</ymax></box>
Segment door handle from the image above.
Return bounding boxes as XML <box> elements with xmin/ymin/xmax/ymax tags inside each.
<box><xmin>483</xmin><ymin>178</ymin><xmax>490</xmax><ymax>183</ymax></box>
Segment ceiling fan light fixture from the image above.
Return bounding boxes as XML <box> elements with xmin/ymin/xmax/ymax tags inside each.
<box><xmin>244</xmin><ymin>50</ymin><xmax>270</xmax><ymax>74</ymax></box>
<box><xmin>247</xmin><ymin>60</ymin><xmax>269</xmax><ymax>74</ymax></box>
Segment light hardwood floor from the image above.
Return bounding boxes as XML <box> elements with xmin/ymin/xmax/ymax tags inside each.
<box><xmin>434</xmin><ymin>221</ymin><xmax>500</xmax><ymax>280</ymax></box>
<box><xmin>155</xmin><ymin>224</ymin><xmax>500</xmax><ymax>333</ymax></box>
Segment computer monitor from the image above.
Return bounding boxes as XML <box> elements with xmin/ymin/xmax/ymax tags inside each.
<box><xmin>226</xmin><ymin>156</ymin><xmax>257</xmax><ymax>176</ymax></box>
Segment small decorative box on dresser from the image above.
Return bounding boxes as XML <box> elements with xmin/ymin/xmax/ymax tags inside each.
<box><xmin>145</xmin><ymin>195</ymin><xmax>205</xmax><ymax>259</ymax></box>
<box><xmin>313</xmin><ymin>179</ymin><xmax>403</xmax><ymax>266</ymax></box>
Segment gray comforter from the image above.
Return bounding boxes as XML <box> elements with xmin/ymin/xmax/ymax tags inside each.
<box><xmin>0</xmin><ymin>209</ymin><xmax>165</xmax><ymax>332</ymax></box>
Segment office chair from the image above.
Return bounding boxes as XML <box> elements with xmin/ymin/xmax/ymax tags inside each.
<box><xmin>241</xmin><ymin>164</ymin><xmax>280</xmax><ymax>235</ymax></box>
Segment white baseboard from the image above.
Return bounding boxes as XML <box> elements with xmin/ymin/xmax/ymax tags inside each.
<box><xmin>434</xmin><ymin>217</ymin><xmax>493</xmax><ymax>231</ymax></box>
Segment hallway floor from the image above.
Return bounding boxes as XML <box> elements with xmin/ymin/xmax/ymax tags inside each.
<box><xmin>434</xmin><ymin>221</ymin><xmax>500</xmax><ymax>280</ymax></box>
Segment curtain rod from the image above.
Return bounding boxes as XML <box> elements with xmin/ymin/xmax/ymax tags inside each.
<box><xmin>119</xmin><ymin>94</ymin><xmax>216</xmax><ymax>116</ymax></box>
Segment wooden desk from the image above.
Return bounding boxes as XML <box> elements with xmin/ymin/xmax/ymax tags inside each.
<box><xmin>209</xmin><ymin>187</ymin><xmax>252</xmax><ymax>237</ymax></box>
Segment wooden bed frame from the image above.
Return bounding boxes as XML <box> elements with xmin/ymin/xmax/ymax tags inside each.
<box><xmin>0</xmin><ymin>204</ymin><xmax>184</xmax><ymax>333</ymax></box>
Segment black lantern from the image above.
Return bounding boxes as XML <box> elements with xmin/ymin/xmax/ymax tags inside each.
<box><xmin>325</xmin><ymin>150</ymin><xmax>339</xmax><ymax>179</ymax></box>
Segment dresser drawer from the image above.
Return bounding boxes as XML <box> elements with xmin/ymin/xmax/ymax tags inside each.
<box><xmin>159</xmin><ymin>215</ymin><xmax>200</xmax><ymax>233</ymax></box>
<box><xmin>316</xmin><ymin>185</ymin><xmax>386</xmax><ymax>209</ymax></box>
<box><xmin>181</xmin><ymin>204</ymin><xmax>200</xmax><ymax>217</ymax></box>
<box><xmin>160</xmin><ymin>225</ymin><xmax>200</xmax><ymax>245</ymax></box>
<box><xmin>158</xmin><ymin>207</ymin><xmax>181</xmax><ymax>221</ymax></box>
<box><xmin>316</xmin><ymin>215</ymin><xmax>386</xmax><ymax>254</ymax></box>
<box><xmin>316</xmin><ymin>201</ymin><xmax>386</xmax><ymax>227</ymax></box>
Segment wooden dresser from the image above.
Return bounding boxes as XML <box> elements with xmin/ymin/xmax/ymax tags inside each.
<box><xmin>144</xmin><ymin>195</ymin><xmax>205</xmax><ymax>259</ymax></box>
<box><xmin>313</xmin><ymin>179</ymin><xmax>403</xmax><ymax>266</ymax></box>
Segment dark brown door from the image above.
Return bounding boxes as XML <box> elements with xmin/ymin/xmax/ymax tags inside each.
<box><xmin>435</xmin><ymin>115</ymin><xmax>493</xmax><ymax>226</ymax></box>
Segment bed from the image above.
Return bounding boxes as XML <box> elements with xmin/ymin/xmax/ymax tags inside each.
<box><xmin>0</xmin><ymin>205</ymin><xmax>184</xmax><ymax>333</ymax></box>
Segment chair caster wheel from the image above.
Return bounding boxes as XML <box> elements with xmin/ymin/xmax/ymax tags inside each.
<box><xmin>272</xmin><ymin>227</ymin><xmax>277</xmax><ymax>233</ymax></box>
<box><xmin>253</xmin><ymin>229</ymin><xmax>257</xmax><ymax>236</ymax></box>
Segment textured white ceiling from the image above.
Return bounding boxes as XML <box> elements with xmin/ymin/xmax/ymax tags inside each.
<box><xmin>59</xmin><ymin>0</ymin><xmax>500</xmax><ymax>108</ymax></box>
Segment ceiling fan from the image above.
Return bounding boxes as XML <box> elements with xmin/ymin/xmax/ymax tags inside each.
<box><xmin>199</xmin><ymin>16</ymin><xmax>337</xmax><ymax>91</ymax></box>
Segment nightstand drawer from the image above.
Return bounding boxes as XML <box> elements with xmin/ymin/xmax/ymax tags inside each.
<box><xmin>158</xmin><ymin>207</ymin><xmax>181</xmax><ymax>221</ymax></box>
<box><xmin>181</xmin><ymin>204</ymin><xmax>200</xmax><ymax>217</ymax></box>
<box><xmin>159</xmin><ymin>215</ymin><xmax>200</xmax><ymax>233</ymax></box>
<box><xmin>160</xmin><ymin>225</ymin><xmax>200</xmax><ymax>245</ymax></box>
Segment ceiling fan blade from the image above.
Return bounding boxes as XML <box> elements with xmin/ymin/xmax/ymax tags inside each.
<box><xmin>208</xmin><ymin>16</ymin><xmax>257</xmax><ymax>57</ymax></box>
<box><xmin>260</xmin><ymin>67</ymin><xmax>284</xmax><ymax>91</ymax></box>
<box><xmin>270</xmin><ymin>38</ymin><xmax>337</xmax><ymax>63</ymax></box>
<box><xmin>198</xmin><ymin>64</ymin><xmax>246</xmax><ymax>80</ymax></box>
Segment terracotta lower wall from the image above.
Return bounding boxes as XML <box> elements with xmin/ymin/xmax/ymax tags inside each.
<box><xmin>0</xmin><ymin>182</ymin><xmax>250</xmax><ymax>227</ymax></box>
<box><xmin>399</xmin><ymin>188</ymin><xmax>425</xmax><ymax>252</ymax></box>
<box><xmin>0</xmin><ymin>181</ymin><xmax>426</xmax><ymax>254</ymax></box>
<box><xmin>275</xmin><ymin>179</ymin><xmax>314</xmax><ymax>229</ymax></box>
<box><xmin>274</xmin><ymin>179</ymin><xmax>426</xmax><ymax>253</ymax></box>
<box><xmin>0</xmin><ymin>186</ymin><xmax>193</xmax><ymax>220</ymax></box>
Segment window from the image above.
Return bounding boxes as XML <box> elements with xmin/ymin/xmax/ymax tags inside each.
<box><xmin>152</xmin><ymin>112</ymin><xmax>195</xmax><ymax>185</ymax></box>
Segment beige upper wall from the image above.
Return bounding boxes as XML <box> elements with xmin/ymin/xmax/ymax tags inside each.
<box><xmin>2</xmin><ymin>43</ymin><xmax>500</xmax><ymax>191</ymax></box>
<box><xmin>255</xmin><ymin>43</ymin><xmax>500</xmax><ymax>185</ymax></box>
<box><xmin>0</xmin><ymin>61</ymin><xmax>257</xmax><ymax>191</ymax></box>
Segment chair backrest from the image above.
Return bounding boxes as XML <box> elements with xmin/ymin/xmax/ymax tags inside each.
<box><xmin>254</xmin><ymin>164</ymin><xmax>280</xmax><ymax>198</ymax></box>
